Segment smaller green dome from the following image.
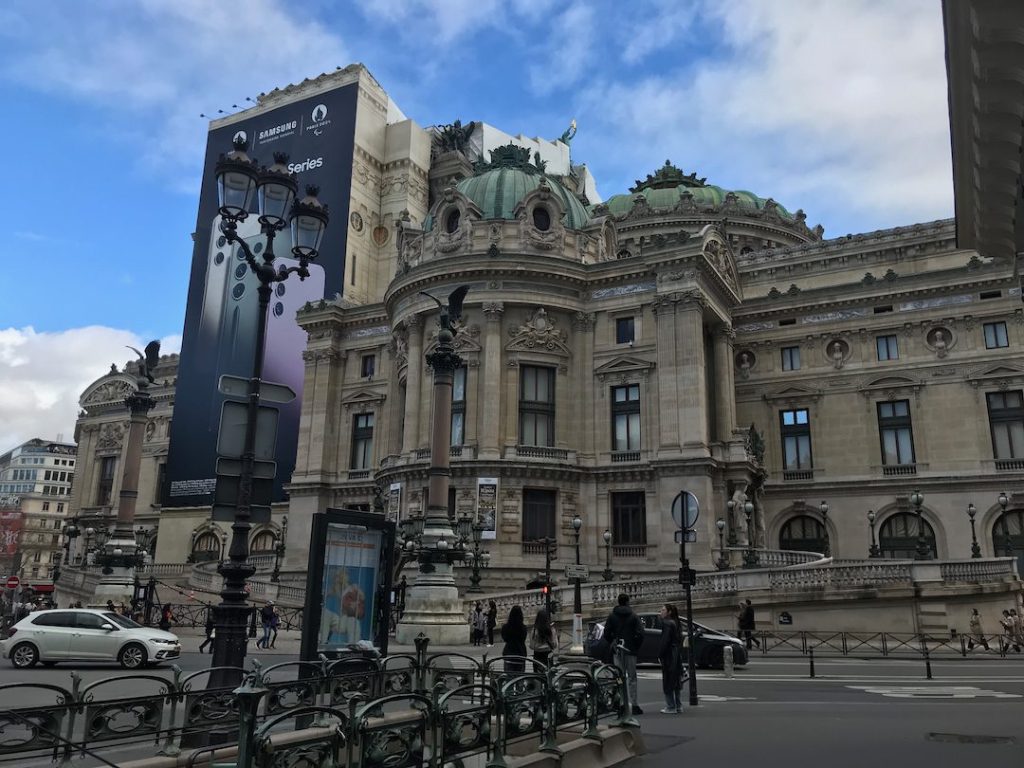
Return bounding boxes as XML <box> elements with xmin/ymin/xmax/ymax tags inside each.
<box><xmin>452</xmin><ymin>144</ymin><xmax>591</xmax><ymax>230</ymax></box>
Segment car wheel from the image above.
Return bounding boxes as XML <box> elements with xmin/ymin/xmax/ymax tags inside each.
<box><xmin>705</xmin><ymin>646</ymin><xmax>724</xmax><ymax>669</ymax></box>
<box><xmin>10</xmin><ymin>642</ymin><xmax>38</xmax><ymax>669</ymax></box>
<box><xmin>118</xmin><ymin>643</ymin><xmax>148</xmax><ymax>670</ymax></box>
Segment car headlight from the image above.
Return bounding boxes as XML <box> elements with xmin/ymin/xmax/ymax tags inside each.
<box><xmin>151</xmin><ymin>639</ymin><xmax>178</xmax><ymax>645</ymax></box>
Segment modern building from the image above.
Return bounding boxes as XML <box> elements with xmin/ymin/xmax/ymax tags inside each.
<box><xmin>0</xmin><ymin>438</ymin><xmax>77</xmax><ymax>590</ymax></box>
<box><xmin>62</xmin><ymin>0</ymin><xmax>1024</xmax><ymax>601</ymax></box>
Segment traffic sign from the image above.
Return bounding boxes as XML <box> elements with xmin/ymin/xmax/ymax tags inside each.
<box><xmin>671</xmin><ymin>491</ymin><xmax>700</xmax><ymax>529</ymax></box>
<box><xmin>216</xmin><ymin>457</ymin><xmax>278</xmax><ymax>480</ymax></box>
<box><xmin>565</xmin><ymin>563</ymin><xmax>590</xmax><ymax>580</ymax></box>
<box><xmin>674</xmin><ymin>529</ymin><xmax>697</xmax><ymax>544</ymax></box>
<box><xmin>218</xmin><ymin>375</ymin><xmax>296</xmax><ymax>404</ymax></box>
<box><xmin>216</xmin><ymin>401</ymin><xmax>279</xmax><ymax>461</ymax></box>
<box><xmin>5</xmin><ymin>575</ymin><xmax>20</xmax><ymax>589</ymax></box>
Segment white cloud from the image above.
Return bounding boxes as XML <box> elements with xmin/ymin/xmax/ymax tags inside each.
<box><xmin>359</xmin><ymin>0</ymin><xmax>557</xmax><ymax>45</ymax></box>
<box><xmin>0</xmin><ymin>326</ymin><xmax>181</xmax><ymax>451</ymax></box>
<box><xmin>0</xmin><ymin>0</ymin><xmax>348</xmax><ymax>187</ymax></box>
<box><xmin>528</xmin><ymin>2</ymin><xmax>597</xmax><ymax>95</ymax></box>
<box><xmin>579</xmin><ymin>0</ymin><xmax>952</xmax><ymax>232</ymax></box>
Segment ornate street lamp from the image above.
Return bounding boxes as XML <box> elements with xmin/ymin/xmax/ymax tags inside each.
<box><xmin>570</xmin><ymin>514</ymin><xmax>584</xmax><ymax>654</ymax></box>
<box><xmin>742</xmin><ymin>498</ymin><xmax>759</xmax><ymax>568</ymax></box>
<box><xmin>726</xmin><ymin>498</ymin><xmax>738</xmax><ymax>547</ymax></box>
<box><xmin>867</xmin><ymin>510</ymin><xmax>881</xmax><ymax>558</ymax></box>
<box><xmin>819</xmin><ymin>500</ymin><xmax>831</xmax><ymax>558</ymax></box>
<box><xmin>601</xmin><ymin>529</ymin><xmax>614</xmax><ymax>582</ymax></box>
<box><xmin>210</xmin><ymin>136</ymin><xmax>328</xmax><ymax>687</ymax></box>
<box><xmin>966</xmin><ymin>503</ymin><xmax>981</xmax><ymax>559</ymax></box>
<box><xmin>715</xmin><ymin>519</ymin><xmax>729</xmax><ymax>570</ymax></box>
<box><xmin>460</xmin><ymin>512</ymin><xmax>489</xmax><ymax>593</ymax></box>
<box><xmin>909</xmin><ymin>489</ymin><xmax>930</xmax><ymax>560</ymax></box>
<box><xmin>271</xmin><ymin>515</ymin><xmax>289</xmax><ymax>582</ymax></box>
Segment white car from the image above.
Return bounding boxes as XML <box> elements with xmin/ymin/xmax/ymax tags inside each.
<box><xmin>1</xmin><ymin>609</ymin><xmax>181</xmax><ymax>669</ymax></box>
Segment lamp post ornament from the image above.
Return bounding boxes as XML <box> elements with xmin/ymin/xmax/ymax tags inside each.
<box><xmin>819</xmin><ymin>500</ymin><xmax>830</xmax><ymax>558</ymax></box>
<box><xmin>910</xmin><ymin>489</ymin><xmax>931</xmax><ymax>560</ymax></box>
<box><xmin>867</xmin><ymin>510</ymin><xmax>881</xmax><ymax>558</ymax></box>
<box><xmin>967</xmin><ymin>503</ymin><xmax>981</xmax><ymax>559</ymax></box>
<box><xmin>601</xmin><ymin>529</ymin><xmax>614</xmax><ymax>582</ymax></box>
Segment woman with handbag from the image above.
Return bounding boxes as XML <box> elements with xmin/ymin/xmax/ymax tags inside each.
<box><xmin>530</xmin><ymin>609</ymin><xmax>557</xmax><ymax>668</ymax></box>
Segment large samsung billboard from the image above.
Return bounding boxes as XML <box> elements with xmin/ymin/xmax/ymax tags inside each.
<box><xmin>164</xmin><ymin>83</ymin><xmax>358</xmax><ymax>508</ymax></box>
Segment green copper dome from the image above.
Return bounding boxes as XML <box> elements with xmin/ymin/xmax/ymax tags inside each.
<box><xmin>598</xmin><ymin>160</ymin><xmax>793</xmax><ymax>220</ymax></box>
<box><xmin>452</xmin><ymin>144</ymin><xmax>591</xmax><ymax>230</ymax></box>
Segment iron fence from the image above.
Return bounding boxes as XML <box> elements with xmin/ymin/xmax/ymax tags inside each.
<box><xmin>712</xmin><ymin>629</ymin><xmax>1023</xmax><ymax>658</ymax></box>
<box><xmin>0</xmin><ymin>640</ymin><xmax>633</xmax><ymax>768</ymax></box>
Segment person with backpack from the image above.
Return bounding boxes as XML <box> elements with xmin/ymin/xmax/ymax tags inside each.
<box><xmin>257</xmin><ymin>601</ymin><xmax>275</xmax><ymax>649</ymax></box>
<box><xmin>602</xmin><ymin>593</ymin><xmax>645</xmax><ymax>714</ymax></box>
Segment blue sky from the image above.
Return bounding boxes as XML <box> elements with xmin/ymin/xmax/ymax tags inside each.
<box><xmin>0</xmin><ymin>0</ymin><xmax>951</xmax><ymax>448</ymax></box>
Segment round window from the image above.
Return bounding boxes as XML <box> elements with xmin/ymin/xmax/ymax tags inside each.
<box><xmin>445</xmin><ymin>209</ymin><xmax>461</xmax><ymax>234</ymax></box>
<box><xmin>532</xmin><ymin>206</ymin><xmax>551</xmax><ymax>232</ymax></box>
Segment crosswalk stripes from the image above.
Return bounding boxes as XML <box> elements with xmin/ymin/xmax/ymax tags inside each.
<box><xmin>847</xmin><ymin>685</ymin><xmax>1022</xmax><ymax>699</ymax></box>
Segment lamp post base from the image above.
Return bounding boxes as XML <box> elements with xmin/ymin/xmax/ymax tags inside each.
<box><xmin>395</xmin><ymin>565</ymin><xmax>468</xmax><ymax>646</ymax></box>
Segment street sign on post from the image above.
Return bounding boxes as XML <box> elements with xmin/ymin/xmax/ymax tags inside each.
<box><xmin>674</xmin><ymin>529</ymin><xmax>697</xmax><ymax>543</ymax></box>
<box><xmin>216</xmin><ymin>401</ymin><xmax>280</xmax><ymax>461</ymax></box>
<box><xmin>218</xmin><ymin>375</ymin><xmax>296</xmax><ymax>404</ymax></box>
<box><xmin>565</xmin><ymin>563</ymin><xmax>590</xmax><ymax>581</ymax></box>
<box><xmin>671</xmin><ymin>491</ymin><xmax>700</xmax><ymax>529</ymax></box>
<box><xmin>5</xmin><ymin>575</ymin><xmax>19</xmax><ymax>590</ymax></box>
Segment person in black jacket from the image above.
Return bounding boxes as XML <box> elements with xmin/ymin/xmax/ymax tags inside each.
<box><xmin>501</xmin><ymin>605</ymin><xmax>528</xmax><ymax>673</ymax></box>
<box><xmin>198</xmin><ymin>610</ymin><xmax>215</xmax><ymax>654</ymax></box>
<box><xmin>658</xmin><ymin>604</ymin><xmax>682</xmax><ymax>713</ymax></box>
<box><xmin>739</xmin><ymin>599</ymin><xmax>760</xmax><ymax>649</ymax></box>
<box><xmin>602</xmin><ymin>593</ymin><xmax>644</xmax><ymax>714</ymax></box>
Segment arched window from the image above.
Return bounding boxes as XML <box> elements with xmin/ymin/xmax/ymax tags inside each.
<box><xmin>251</xmin><ymin>530</ymin><xmax>276</xmax><ymax>553</ymax></box>
<box><xmin>445</xmin><ymin>209</ymin><xmax>461</xmax><ymax>234</ymax></box>
<box><xmin>192</xmin><ymin>531</ymin><xmax>221</xmax><ymax>562</ymax></box>
<box><xmin>993</xmin><ymin>509</ymin><xmax>1024</xmax><ymax>576</ymax></box>
<box><xmin>532</xmin><ymin>206</ymin><xmax>551</xmax><ymax>231</ymax></box>
<box><xmin>879</xmin><ymin>513</ymin><xmax>936</xmax><ymax>559</ymax></box>
<box><xmin>779</xmin><ymin>515</ymin><xmax>826</xmax><ymax>554</ymax></box>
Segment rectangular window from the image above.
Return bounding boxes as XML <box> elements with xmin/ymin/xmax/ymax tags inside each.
<box><xmin>611</xmin><ymin>384</ymin><xmax>641</xmax><ymax>451</ymax></box>
<box><xmin>350</xmin><ymin>413</ymin><xmax>375</xmax><ymax>470</ymax></box>
<box><xmin>987</xmin><ymin>390</ymin><xmax>1024</xmax><ymax>459</ymax></box>
<box><xmin>877</xmin><ymin>400</ymin><xmax>915</xmax><ymax>465</ymax></box>
<box><xmin>519</xmin><ymin>365</ymin><xmax>555</xmax><ymax>447</ymax></box>
<box><xmin>44</xmin><ymin>471</ymin><xmax>51</xmax><ymax>481</ymax></box>
<box><xmin>611</xmin><ymin>492</ymin><xmax>647</xmax><ymax>545</ymax></box>
<box><xmin>522</xmin><ymin>489</ymin><xmax>556</xmax><ymax>541</ymax></box>
<box><xmin>615</xmin><ymin>317</ymin><xmax>635</xmax><ymax>345</ymax></box>
<box><xmin>780</xmin><ymin>408</ymin><xmax>812</xmax><ymax>470</ymax></box>
<box><xmin>781</xmin><ymin>346</ymin><xmax>801</xmax><ymax>371</ymax></box>
<box><xmin>984</xmin><ymin>322</ymin><xmax>1009</xmax><ymax>349</ymax></box>
<box><xmin>876</xmin><ymin>335</ymin><xmax>899</xmax><ymax>361</ymax></box>
<box><xmin>450</xmin><ymin>367</ymin><xmax>466</xmax><ymax>446</ymax></box>
<box><xmin>42</xmin><ymin>502</ymin><xmax>49</xmax><ymax>512</ymax></box>
<box><xmin>97</xmin><ymin>456</ymin><xmax>117</xmax><ymax>505</ymax></box>
<box><xmin>57</xmin><ymin>503</ymin><xmax>64</xmax><ymax>514</ymax></box>
<box><xmin>360</xmin><ymin>354</ymin><xmax>376</xmax><ymax>378</ymax></box>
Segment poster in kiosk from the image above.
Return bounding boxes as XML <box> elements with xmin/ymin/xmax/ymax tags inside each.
<box><xmin>301</xmin><ymin>508</ymin><xmax>396</xmax><ymax>663</ymax></box>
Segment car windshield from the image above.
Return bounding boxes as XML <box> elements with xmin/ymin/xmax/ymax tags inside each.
<box><xmin>103</xmin><ymin>612</ymin><xmax>142</xmax><ymax>629</ymax></box>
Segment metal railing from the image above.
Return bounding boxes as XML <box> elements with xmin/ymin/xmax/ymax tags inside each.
<box><xmin>710</xmin><ymin>629</ymin><xmax>1024</xmax><ymax>659</ymax></box>
<box><xmin>0</xmin><ymin>643</ymin><xmax>632</xmax><ymax>768</ymax></box>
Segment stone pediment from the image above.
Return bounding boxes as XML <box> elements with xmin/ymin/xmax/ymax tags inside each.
<box><xmin>864</xmin><ymin>375</ymin><xmax>919</xmax><ymax>388</ymax></box>
<box><xmin>426</xmin><ymin>320</ymin><xmax>481</xmax><ymax>356</ymax></box>
<box><xmin>506</xmin><ymin>308</ymin><xmax>571</xmax><ymax>357</ymax></box>
<box><xmin>594</xmin><ymin>356</ymin><xmax>655</xmax><ymax>382</ymax></box>
<box><xmin>699</xmin><ymin>226</ymin><xmax>740</xmax><ymax>296</ymax></box>
<box><xmin>762</xmin><ymin>385</ymin><xmax>821</xmax><ymax>403</ymax></box>
<box><xmin>858</xmin><ymin>375</ymin><xmax>922</xmax><ymax>401</ymax></box>
<box><xmin>342</xmin><ymin>389</ymin><xmax>386</xmax><ymax>411</ymax></box>
<box><xmin>971</xmin><ymin>364</ymin><xmax>1024</xmax><ymax>378</ymax></box>
<box><xmin>80</xmin><ymin>376</ymin><xmax>137</xmax><ymax>411</ymax></box>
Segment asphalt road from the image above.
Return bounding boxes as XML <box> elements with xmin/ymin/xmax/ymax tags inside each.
<box><xmin>3</xmin><ymin>654</ymin><xmax>1024</xmax><ymax>767</ymax></box>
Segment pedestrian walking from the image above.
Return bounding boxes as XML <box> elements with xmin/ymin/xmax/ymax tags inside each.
<box><xmin>602</xmin><ymin>593</ymin><xmax>646</xmax><ymax>714</ymax></box>
<box><xmin>740</xmin><ymin>599</ymin><xmax>760</xmax><ymax>649</ymax></box>
<box><xmin>396</xmin><ymin>576</ymin><xmax>407</xmax><ymax>620</ymax></box>
<box><xmin>999</xmin><ymin>610</ymin><xmax>1020</xmax><ymax>653</ymax></box>
<box><xmin>198</xmin><ymin>610</ymin><xmax>215</xmax><ymax>654</ymax></box>
<box><xmin>529</xmin><ymin>609</ymin><xmax>557</xmax><ymax>668</ymax></box>
<box><xmin>967</xmin><ymin>608</ymin><xmax>990</xmax><ymax>651</ymax></box>
<box><xmin>158</xmin><ymin>603</ymin><xmax>175</xmax><ymax>632</ymax></box>
<box><xmin>470</xmin><ymin>603</ymin><xmax>486</xmax><ymax>646</ymax></box>
<box><xmin>1011</xmin><ymin>609</ymin><xmax>1023</xmax><ymax>651</ymax></box>
<box><xmin>658</xmin><ymin>603</ymin><xmax>682</xmax><ymax>714</ymax></box>
<box><xmin>486</xmin><ymin>600</ymin><xmax>497</xmax><ymax>647</ymax></box>
<box><xmin>270</xmin><ymin>605</ymin><xmax>281</xmax><ymax>648</ymax></box>
<box><xmin>500</xmin><ymin>605</ymin><xmax>528</xmax><ymax>673</ymax></box>
<box><xmin>257</xmin><ymin>601</ymin><xmax>275</xmax><ymax>649</ymax></box>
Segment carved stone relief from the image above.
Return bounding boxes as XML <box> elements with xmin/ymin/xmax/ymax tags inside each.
<box><xmin>506</xmin><ymin>308</ymin><xmax>571</xmax><ymax>356</ymax></box>
<box><xmin>735</xmin><ymin>350</ymin><xmax>756</xmax><ymax>380</ymax></box>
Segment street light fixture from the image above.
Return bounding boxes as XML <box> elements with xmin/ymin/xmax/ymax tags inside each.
<box><xmin>909</xmin><ymin>489</ymin><xmax>931</xmax><ymax>560</ymax></box>
<box><xmin>819</xmin><ymin>500</ymin><xmax>831</xmax><ymax>558</ymax></box>
<box><xmin>210</xmin><ymin>136</ymin><xmax>328</xmax><ymax>689</ymax></box>
<box><xmin>742</xmin><ymin>498</ymin><xmax>759</xmax><ymax>568</ymax></box>
<box><xmin>867</xmin><ymin>510</ymin><xmax>881</xmax><ymax>558</ymax></box>
<box><xmin>726</xmin><ymin>498</ymin><xmax>738</xmax><ymax>547</ymax></box>
<box><xmin>458</xmin><ymin>512</ymin><xmax>489</xmax><ymax>593</ymax></box>
<box><xmin>271</xmin><ymin>515</ymin><xmax>289</xmax><ymax>582</ymax></box>
<box><xmin>601</xmin><ymin>529</ymin><xmax>614</xmax><ymax>582</ymax></box>
<box><xmin>967</xmin><ymin>503</ymin><xmax>981</xmax><ymax>559</ymax></box>
<box><xmin>715</xmin><ymin>519</ymin><xmax>729</xmax><ymax>570</ymax></box>
<box><xmin>571</xmin><ymin>514</ymin><xmax>584</xmax><ymax>654</ymax></box>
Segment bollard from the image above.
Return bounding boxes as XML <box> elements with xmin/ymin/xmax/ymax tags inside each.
<box><xmin>809</xmin><ymin>647</ymin><xmax>815</xmax><ymax>678</ymax></box>
<box><xmin>925</xmin><ymin>649</ymin><xmax>933</xmax><ymax>680</ymax></box>
<box><xmin>723</xmin><ymin>644</ymin><xmax>734</xmax><ymax>678</ymax></box>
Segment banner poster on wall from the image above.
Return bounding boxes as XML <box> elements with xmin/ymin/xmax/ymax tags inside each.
<box><xmin>387</xmin><ymin>483</ymin><xmax>402</xmax><ymax>524</ymax></box>
<box><xmin>477</xmin><ymin>478</ymin><xmax>498</xmax><ymax>540</ymax></box>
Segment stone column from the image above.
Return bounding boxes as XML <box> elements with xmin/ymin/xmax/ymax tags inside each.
<box><xmin>653</xmin><ymin>295</ymin><xmax>680</xmax><ymax>453</ymax></box>
<box><xmin>677</xmin><ymin>291</ymin><xmax>709</xmax><ymax>448</ymax></box>
<box><xmin>480</xmin><ymin>302</ymin><xmax>504</xmax><ymax>460</ymax></box>
<box><xmin>713</xmin><ymin>323</ymin><xmax>737</xmax><ymax>442</ymax></box>
<box><xmin>402</xmin><ymin>315</ymin><xmax>424</xmax><ymax>454</ymax></box>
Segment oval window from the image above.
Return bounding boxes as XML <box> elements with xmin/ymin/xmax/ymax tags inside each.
<box><xmin>445</xmin><ymin>209</ymin><xmax>461</xmax><ymax>234</ymax></box>
<box><xmin>532</xmin><ymin>206</ymin><xmax>551</xmax><ymax>232</ymax></box>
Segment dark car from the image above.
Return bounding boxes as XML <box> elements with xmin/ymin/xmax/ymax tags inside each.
<box><xmin>586</xmin><ymin>612</ymin><xmax>748</xmax><ymax>669</ymax></box>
